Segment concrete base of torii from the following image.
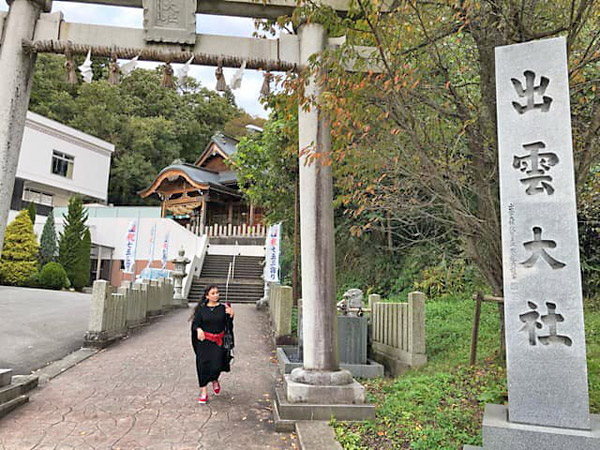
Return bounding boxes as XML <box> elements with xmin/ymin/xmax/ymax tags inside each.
<box><xmin>274</xmin><ymin>371</ymin><xmax>374</xmax><ymax>430</ymax></box>
<box><xmin>285</xmin><ymin>368</ymin><xmax>365</xmax><ymax>404</ymax></box>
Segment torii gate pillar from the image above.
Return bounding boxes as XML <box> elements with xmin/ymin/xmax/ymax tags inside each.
<box><xmin>284</xmin><ymin>22</ymin><xmax>366</xmax><ymax>405</ymax></box>
<box><xmin>0</xmin><ymin>0</ymin><xmax>46</xmax><ymax>256</ymax></box>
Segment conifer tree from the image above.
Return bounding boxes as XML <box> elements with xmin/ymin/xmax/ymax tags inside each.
<box><xmin>73</xmin><ymin>228</ymin><xmax>92</xmax><ymax>290</ymax></box>
<box><xmin>39</xmin><ymin>213</ymin><xmax>57</xmax><ymax>267</ymax></box>
<box><xmin>0</xmin><ymin>211</ymin><xmax>39</xmax><ymax>285</ymax></box>
<box><xmin>58</xmin><ymin>196</ymin><xmax>89</xmax><ymax>289</ymax></box>
<box><xmin>27</xmin><ymin>202</ymin><xmax>36</xmax><ymax>225</ymax></box>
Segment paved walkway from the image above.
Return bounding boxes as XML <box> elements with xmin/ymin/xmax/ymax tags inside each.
<box><xmin>0</xmin><ymin>304</ymin><xmax>297</xmax><ymax>450</ymax></box>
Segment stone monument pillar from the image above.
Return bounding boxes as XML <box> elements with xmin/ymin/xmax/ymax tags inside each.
<box><xmin>0</xmin><ymin>0</ymin><xmax>49</xmax><ymax>256</ymax></box>
<box><xmin>467</xmin><ymin>36</ymin><xmax>599</xmax><ymax>449</ymax></box>
<box><xmin>284</xmin><ymin>22</ymin><xmax>365</xmax><ymax>406</ymax></box>
<box><xmin>170</xmin><ymin>247</ymin><xmax>190</xmax><ymax>307</ymax></box>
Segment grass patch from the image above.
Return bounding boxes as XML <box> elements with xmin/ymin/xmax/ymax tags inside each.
<box><xmin>332</xmin><ymin>294</ymin><xmax>600</xmax><ymax>449</ymax></box>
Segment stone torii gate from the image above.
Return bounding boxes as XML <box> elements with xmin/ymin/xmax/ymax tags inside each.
<box><xmin>0</xmin><ymin>0</ymin><xmax>377</xmax><ymax>420</ymax></box>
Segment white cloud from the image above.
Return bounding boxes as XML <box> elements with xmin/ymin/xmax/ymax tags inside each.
<box><xmin>52</xmin><ymin>2</ymin><xmax>143</xmax><ymax>28</ymax></box>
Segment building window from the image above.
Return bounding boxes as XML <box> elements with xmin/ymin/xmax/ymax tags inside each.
<box><xmin>22</xmin><ymin>189</ymin><xmax>53</xmax><ymax>207</ymax></box>
<box><xmin>51</xmin><ymin>151</ymin><xmax>74</xmax><ymax>178</ymax></box>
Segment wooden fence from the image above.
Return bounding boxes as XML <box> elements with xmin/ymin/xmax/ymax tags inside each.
<box><xmin>186</xmin><ymin>223</ymin><xmax>266</xmax><ymax>238</ymax></box>
<box><xmin>370</xmin><ymin>291</ymin><xmax>427</xmax><ymax>375</ymax></box>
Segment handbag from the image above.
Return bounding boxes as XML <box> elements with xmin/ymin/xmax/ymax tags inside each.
<box><xmin>223</xmin><ymin>315</ymin><xmax>234</xmax><ymax>350</ymax></box>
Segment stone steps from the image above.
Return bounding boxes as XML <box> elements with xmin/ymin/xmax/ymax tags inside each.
<box><xmin>0</xmin><ymin>395</ymin><xmax>29</xmax><ymax>418</ymax></box>
<box><xmin>189</xmin><ymin>253</ymin><xmax>265</xmax><ymax>303</ymax></box>
<box><xmin>0</xmin><ymin>370</ymin><xmax>39</xmax><ymax>419</ymax></box>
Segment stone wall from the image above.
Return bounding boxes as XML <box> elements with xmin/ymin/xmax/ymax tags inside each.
<box><xmin>370</xmin><ymin>291</ymin><xmax>427</xmax><ymax>376</ymax></box>
<box><xmin>84</xmin><ymin>277</ymin><xmax>175</xmax><ymax>348</ymax></box>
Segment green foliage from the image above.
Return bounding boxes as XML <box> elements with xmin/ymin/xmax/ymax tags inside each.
<box><xmin>39</xmin><ymin>262</ymin><xmax>68</xmax><ymax>290</ymax></box>
<box><xmin>73</xmin><ymin>228</ymin><xmax>92</xmax><ymax>290</ymax></box>
<box><xmin>27</xmin><ymin>202</ymin><xmax>36</xmax><ymax>225</ymax></box>
<box><xmin>422</xmin><ymin>296</ymin><xmax>501</xmax><ymax>367</ymax></box>
<box><xmin>232</xmin><ymin>113</ymin><xmax>298</xmax><ymax>227</ymax></box>
<box><xmin>332</xmin><ymin>297</ymin><xmax>600</xmax><ymax>448</ymax></box>
<box><xmin>579</xmin><ymin>167</ymin><xmax>600</xmax><ymax>299</ymax></box>
<box><xmin>29</xmin><ymin>57</ymin><xmax>242</xmax><ymax>205</ymax></box>
<box><xmin>414</xmin><ymin>259</ymin><xmax>486</xmax><ymax>299</ymax></box>
<box><xmin>334</xmin><ymin>365</ymin><xmax>506</xmax><ymax>449</ymax></box>
<box><xmin>39</xmin><ymin>213</ymin><xmax>57</xmax><ymax>267</ymax></box>
<box><xmin>58</xmin><ymin>196</ymin><xmax>89</xmax><ymax>290</ymax></box>
<box><xmin>0</xmin><ymin>211</ymin><xmax>39</xmax><ymax>286</ymax></box>
<box><xmin>586</xmin><ymin>306</ymin><xmax>600</xmax><ymax>413</ymax></box>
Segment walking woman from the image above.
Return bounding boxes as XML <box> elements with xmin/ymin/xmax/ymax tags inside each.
<box><xmin>191</xmin><ymin>284</ymin><xmax>234</xmax><ymax>404</ymax></box>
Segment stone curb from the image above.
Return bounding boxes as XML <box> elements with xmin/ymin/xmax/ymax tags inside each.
<box><xmin>31</xmin><ymin>348</ymin><xmax>99</xmax><ymax>386</ymax></box>
<box><xmin>296</xmin><ymin>421</ymin><xmax>343</xmax><ymax>450</ymax></box>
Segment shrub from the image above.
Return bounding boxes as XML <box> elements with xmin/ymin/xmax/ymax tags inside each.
<box><xmin>39</xmin><ymin>262</ymin><xmax>68</xmax><ymax>290</ymax></box>
<box><xmin>39</xmin><ymin>212</ymin><xmax>57</xmax><ymax>267</ymax></box>
<box><xmin>26</xmin><ymin>271</ymin><xmax>41</xmax><ymax>288</ymax></box>
<box><xmin>27</xmin><ymin>202</ymin><xmax>36</xmax><ymax>225</ymax></box>
<box><xmin>0</xmin><ymin>211</ymin><xmax>39</xmax><ymax>286</ymax></box>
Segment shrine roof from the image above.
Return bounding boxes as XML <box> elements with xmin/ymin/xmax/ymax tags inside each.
<box><xmin>219</xmin><ymin>170</ymin><xmax>238</xmax><ymax>184</ymax></box>
<box><xmin>139</xmin><ymin>163</ymin><xmax>240</xmax><ymax>198</ymax></box>
<box><xmin>194</xmin><ymin>132</ymin><xmax>239</xmax><ymax>166</ymax></box>
<box><xmin>164</xmin><ymin>164</ymin><xmax>221</xmax><ymax>184</ymax></box>
<box><xmin>213</xmin><ymin>133</ymin><xmax>238</xmax><ymax>156</ymax></box>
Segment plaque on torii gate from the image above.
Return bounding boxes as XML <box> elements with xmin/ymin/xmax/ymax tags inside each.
<box><xmin>143</xmin><ymin>0</ymin><xmax>196</xmax><ymax>45</ymax></box>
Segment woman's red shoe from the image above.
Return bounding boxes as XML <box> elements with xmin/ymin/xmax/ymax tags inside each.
<box><xmin>212</xmin><ymin>380</ymin><xmax>221</xmax><ymax>395</ymax></box>
<box><xmin>198</xmin><ymin>392</ymin><xmax>208</xmax><ymax>404</ymax></box>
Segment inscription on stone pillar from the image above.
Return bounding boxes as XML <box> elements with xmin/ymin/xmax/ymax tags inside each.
<box><xmin>143</xmin><ymin>0</ymin><xmax>196</xmax><ymax>45</ymax></box>
<box><xmin>496</xmin><ymin>37</ymin><xmax>591</xmax><ymax>431</ymax></box>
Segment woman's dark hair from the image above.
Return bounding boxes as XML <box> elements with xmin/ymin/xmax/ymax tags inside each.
<box><xmin>189</xmin><ymin>284</ymin><xmax>220</xmax><ymax>320</ymax></box>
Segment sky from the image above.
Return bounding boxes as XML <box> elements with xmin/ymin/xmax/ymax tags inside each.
<box><xmin>0</xmin><ymin>1</ymin><xmax>269</xmax><ymax>117</ymax></box>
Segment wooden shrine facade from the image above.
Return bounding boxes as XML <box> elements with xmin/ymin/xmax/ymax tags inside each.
<box><xmin>140</xmin><ymin>133</ymin><xmax>263</xmax><ymax>237</ymax></box>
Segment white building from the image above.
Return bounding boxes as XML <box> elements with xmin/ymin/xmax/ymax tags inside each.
<box><xmin>9</xmin><ymin>111</ymin><xmax>114</xmax><ymax>219</ymax></box>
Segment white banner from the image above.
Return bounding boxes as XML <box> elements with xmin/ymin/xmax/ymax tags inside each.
<box><xmin>264</xmin><ymin>223</ymin><xmax>282</xmax><ymax>282</ymax></box>
<box><xmin>146</xmin><ymin>223</ymin><xmax>157</xmax><ymax>269</ymax></box>
<box><xmin>123</xmin><ymin>220</ymin><xmax>138</xmax><ymax>274</ymax></box>
<box><xmin>161</xmin><ymin>232</ymin><xmax>170</xmax><ymax>269</ymax></box>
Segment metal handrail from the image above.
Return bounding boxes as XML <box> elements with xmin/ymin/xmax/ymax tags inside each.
<box><xmin>231</xmin><ymin>240</ymin><xmax>239</xmax><ymax>281</ymax></box>
<box><xmin>225</xmin><ymin>262</ymin><xmax>232</xmax><ymax>303</ymax></box>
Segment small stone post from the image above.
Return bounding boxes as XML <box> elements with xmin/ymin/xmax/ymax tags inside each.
<box><xmin>367</xmin><ymin>294</ymin><xmax>380</xmax><ymax>313</ymax></box>
<box><xmin>274</xmin><ymin>286</ymin><xmax>293</xmax><ymax>343</ymax></box>
<box><xmin>84</xmin><ymin>280</ymin><xmax>116</xmax><ymax>347</ymax></box>
<box><xmin>170</xmin><ymin>247</ymin><xmax>190</xmax><ymax>307</ymax></box>
<box><xmin>408</xmin><ymin>292</ymin><xmax>426</xmax><ymax>356</ymax></box>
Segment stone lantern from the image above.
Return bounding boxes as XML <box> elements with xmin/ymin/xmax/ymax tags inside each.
<box><xmin>170</xmin><ymin>247</ymin><xmax>190</xmax><ymax>307</ymax></box>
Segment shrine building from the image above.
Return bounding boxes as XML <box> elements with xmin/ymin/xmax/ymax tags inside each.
<box><xmin>140</xmin><ymin>132</ymin><xmax>264</xmax><ymax>238</ymax></box>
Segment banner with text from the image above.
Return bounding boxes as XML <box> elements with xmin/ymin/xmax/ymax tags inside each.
<box><xmin>123</xmin><ymin>220</ymin><xmax>139</xmax><ymax>274</ymax></box>
<box><xmin>264</xmin><ymin>223</ymin><xmax>282</xmax><ymax>283</ymax></box>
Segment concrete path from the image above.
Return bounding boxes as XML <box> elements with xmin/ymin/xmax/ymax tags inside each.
<box><xmin>0</xmin><ymin>304</ymin><xmax>297</xmax><ymax>450</ymax></box>
<box><xmin>0</xmin><ymin>287</ymin><xmax>91</xmax><ymax>374</ymax></box>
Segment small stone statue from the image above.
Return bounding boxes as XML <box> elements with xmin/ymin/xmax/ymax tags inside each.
<box><xmin>337</xmin><ymin>288</ymin><xmax>363</xmax><ymax>317</ymax></box>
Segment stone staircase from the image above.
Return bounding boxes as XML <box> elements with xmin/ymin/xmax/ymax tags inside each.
<box><xmin>0</xmin><ymin>369</ymin><xmax>38</xmax><ymax>419</ymax></box>
<box><xmin>189</xmin><ymin>254</ymin><xmax>265</xmax><ymax>304</ymax></box>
